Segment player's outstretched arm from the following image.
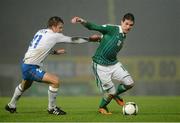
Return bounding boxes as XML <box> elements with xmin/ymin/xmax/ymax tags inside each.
<box><xmin>70</xmin><ymin>35</ymin><xmax>101</xmax><ymax>43</ymax></box>
<box><xmin>71</xmin><ymin>16</ymin><xmax>108</xmax><ymax>34</ymax></box>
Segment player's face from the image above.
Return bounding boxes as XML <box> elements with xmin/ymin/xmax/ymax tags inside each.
<box><xmin>121</xmin><ymin>19</ymin><xmax>134</xmax><ymax>34</ymax></box>
<box><xmin>52</xmin><ymin>23</ymin><xmax>64</xmax><ymax>33</ymax></box>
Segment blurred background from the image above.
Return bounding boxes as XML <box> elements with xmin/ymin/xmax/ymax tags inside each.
<box><xmin>0</xmin><ymin>0</ymin><xmax>179</xmax><ymax>96</ymax></box>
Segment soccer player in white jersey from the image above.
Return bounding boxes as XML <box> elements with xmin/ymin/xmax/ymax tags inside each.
<box><xmin>5</xmin><ymin>16</ymin><xmax>91</xmax><ymax>115</ymax></box>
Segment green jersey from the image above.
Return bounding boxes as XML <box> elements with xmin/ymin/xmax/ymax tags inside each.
<box><xmin>84</xmin><ymin>22</ymin><xmax>126</xmax><ymax>65</ymax></box>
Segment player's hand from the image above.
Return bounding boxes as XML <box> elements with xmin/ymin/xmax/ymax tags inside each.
<box><xmin>50</xmin><ymin>48</ymin><xmax>66</xmax><ymax>55</ymax></box>
<box><xmin>56</xmin><ymin>48</ymin><xmax>66</xmax><ymax>54</ymax></box>
<box><xmin>71</xmin><ymin>16</ymin><xmax>85</xmax><ymax>24</ymax></box>
<box><xmin>89</xmin><ymin>34</ymin><xmax>102</xmax><ymax>42</ymax></box>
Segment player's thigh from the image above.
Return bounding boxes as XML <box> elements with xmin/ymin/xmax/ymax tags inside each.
<box><xmin>112</xmin><ymin>62</ymin><xmax>131</xmax><ymax>82</ymax></box>
<box><xmin>121</xmin><ymin>76</ymin><xmax>134</xmax><ymax>87</ymax></box>
<box><xmin>21</xmin><ymin>64</ymin><xmax>45</xmax><ymax>82</ymax></box>
<box><xmin>92</xmin><ymin>62</ymin><xmax>115</xmax><ymax>94</ymax></box>
<box><xmin>42</xmin><ymin>72</ymin><xmax>59</xmax><ymax>85</ymax></box>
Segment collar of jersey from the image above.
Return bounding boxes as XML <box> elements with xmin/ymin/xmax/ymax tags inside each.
<box><xmin>46</xmin><ymin>28</ymin><xmax>54</xmax><ymax>33</ymax></box>
<box><xmin>118</xmin><ymin>26</ymin><xmax>125</xmax><ymax>37</ymax></box>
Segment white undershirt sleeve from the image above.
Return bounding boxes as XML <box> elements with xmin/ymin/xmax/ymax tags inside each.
<box><xmin>55</xmin><ymin>33</ymin><xmax>88</xmax><ymax>43</ymax></box>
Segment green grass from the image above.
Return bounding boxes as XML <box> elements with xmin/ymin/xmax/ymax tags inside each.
<box><xmin>0</xmin><ymin>96</ymin><xmax>180</xmax><ymax>122</ymax></box>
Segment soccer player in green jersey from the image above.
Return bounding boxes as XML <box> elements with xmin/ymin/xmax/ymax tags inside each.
<box><xmin>71</xmin><ymin>13</ymin><xmax>135</xmax><ymax>115</ymax></box>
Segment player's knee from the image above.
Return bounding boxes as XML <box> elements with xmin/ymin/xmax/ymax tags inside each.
<box><xmin>124</xmin><ymin>83</ymin><xmax>134</xmax><ymax>90</ymax></box>
<box><xmin>21</xmin><ymin>80</ymin><xmax>33</xmax><ymax>91</ymax></box>
<box><xmin>52</xmin><ymin>76</ymin><xmax>60</xmax><ymax>87</ymax></box>
<box><xmin>122</xmin><ymin>76</ymin><xmax>134</xmax><ymax>89</ymax></box>
<box><xmin>107</xmin><ymin>90</ymin><xmax>116</xmax><ymax>95</ymax></box>
<box><xmin>106</xmin><ymin>86</ymin><xmax>116</xmax><ymax>95</ymax></box>
<box><xmin>23</xmin><ymin>84</ymin><xmax>32</xmax><ymax>91</ymax></box>
<box><xmin>103</xmin><ymin>93</ymin><xmax>114</xmax><ymax>101</ymax></box>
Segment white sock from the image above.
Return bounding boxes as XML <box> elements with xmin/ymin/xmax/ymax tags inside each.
<box><xmin>48</xmin><ymin>86</ymin><xmax>58</xmax><ymax>110</ymax></box>
<box><xmin>8</xmin><ymin>84</ymin><xmax>23</xmax><ymax>108</ymax></box>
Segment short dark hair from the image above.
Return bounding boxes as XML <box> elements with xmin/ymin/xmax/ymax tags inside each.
<box><xmin>122</xmin><ymin>13</ymin><xmax>135</xmax><ymax>23</ymax></box>
<box><xmin>47</xmin><ymin>16</ymin><xmax>64</xmax><ymax>27</ymax></box>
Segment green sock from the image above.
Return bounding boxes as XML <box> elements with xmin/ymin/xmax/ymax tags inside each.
<box><xmin>114</xmin><ymin>94</ymin><xmax>122</xmax><ymax>100</ymax></box>
<box><xmin>116</xmin><ymin>84</ymin><xmax>127</xmax><ymax>95</ymax></box>
<box><xmin>99</xmin><ymin>95</ymin><xmax>113</xmax><ymax>108</ymax></box>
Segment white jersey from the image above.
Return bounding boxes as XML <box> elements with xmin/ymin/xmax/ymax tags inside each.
<box><xmin>23</xmin><ymin>28</ymin><xmax>73</xmax><ymax>66</ymax></box>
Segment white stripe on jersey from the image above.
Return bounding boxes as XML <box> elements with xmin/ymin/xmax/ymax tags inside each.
<box><xmin>23</xmin><ymin>28</ymin><xmax>73</xmax><ymax>66</ymax></box>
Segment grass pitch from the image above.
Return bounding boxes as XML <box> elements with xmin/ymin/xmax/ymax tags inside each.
<box><xmin>0</xmin><ymin>96</ymin><xmax>180</xmax><ymax>122</ymax></box>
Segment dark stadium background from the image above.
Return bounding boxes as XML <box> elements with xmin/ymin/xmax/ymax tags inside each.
<box><xmin>0</xmin><ymin>0</ymin><xmax>179</xmax><ymax>96</ymax></box>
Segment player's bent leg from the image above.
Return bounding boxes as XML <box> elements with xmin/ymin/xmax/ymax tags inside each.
<box><xmin>116</xmin><ymin>76</ymin><xmax>134</xmax><ymax>95</ymax></box>
<box><xmin>42</xmin><ymin>73</ymin><xmax>66</xmax><ymax>115</ymax></box>
<box><xmin>92</xmin><ymin>62</ymin><xmax>116</xmax><ymax>115</ymax></box>
<box><xmin>42</xmin><ymin>73</ymin><xmax>59</xmax><ymax>88</ymax></box>
<box><xmin>113</xmin><ymin>76</ymin><xmax>134</xmax><ymax>106</ymax></box>
<box><xmin>5</xmin><ymin>80</ymin><xmax>33</xmax><ymax>113</ymax></box>
<box><xmin>98</xmin><ymin>87</ymin><xmax>116</xmax><ymax>115</ymax></box>
<box><xmin>42</xmin><ymin>73</ymin><xmax>59</xmax><ymax>110</ymax></box>
<box><xmin>113</xmin><ymin>83</ymin><xmax>134</xmax><ymax>106</ymax></box>
<box><xmin>99</xmin><ymin>97</ymin><xmax>113</xmax><ymax>115</ymax></box>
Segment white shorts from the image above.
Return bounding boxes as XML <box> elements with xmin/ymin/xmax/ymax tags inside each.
<box><xmin>92</xmin><ymin>61</ymin><xmax>133</xmax><ymax>94</ymax></box>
